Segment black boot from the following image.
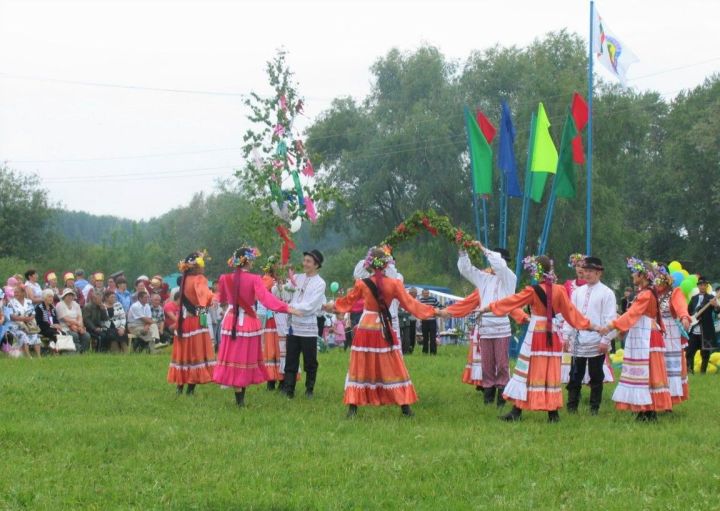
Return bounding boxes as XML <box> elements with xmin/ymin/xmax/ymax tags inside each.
<box><xmin>547</xmin><ymin>410</ymin><xmax>560</xmax><ymax>423</ymax></box>
<box><xmin>266</xmin><ymin>380</ymin><xmax>276</xmax><ymax>391</ymax></box>
<box><xmin>566</xmin><ymin>385</ymin><xmax>580</xmax><ymax>414</ymax></box>
<box><xmin>234</xmin><ymin>388</ymin><xmax>246</xmax><ymax>408</ymax></box>
<box><xmin>347</xmin><ymin>404</ymin><xmax>358</xmax><ymax>418</ymax></box>
<box><xmin>496</xmin><ymin>387</ymin><xmax>506</xmax><ymax>408</ymax></box>
<box><xmin>645</xmin><ymin>411</ymin><xmax>658</xmax><ymax>422</ymax></box>
<box><xmin>282</xmin><ymin>373</ymin><xmax>296</xmax><ymax>399</ymax></box>
<box><xmin>400</xmin><ymin>404</ymin><xmax>414</xmax><ymax>417</ymax></box>
<box><xmin>501</xmin><ymin>406</ymin><xmax>522</xmax><ymax>422</ymax></box>
<box><xmin>635</xmin><ymin>411</ymin><xmax>648</xmax><ymax>422</ymax></box>
<box><xmin>483</xmin><ymin>387</ymin><xmax>496</xmax><ymax>405</ymax></box>
<box><xmin>589</xmin><ymin>384</ymin><xmax>603</xmax><ymax>415</ymax></box>
<box><xmin>176</xmin><ymin>385</ymin><xmax>184</xmax><ymax>395</ymax></box>
<box><xmin>186</xmin><ymin>384</ymin><xmax>196</xmax><ymax>396</ymax></box>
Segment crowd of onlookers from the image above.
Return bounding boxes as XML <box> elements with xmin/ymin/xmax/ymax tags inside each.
<box><xmin>0</xmin><ymin>269</ymin><xmax>186</xmax><ymax>357</ymax></box>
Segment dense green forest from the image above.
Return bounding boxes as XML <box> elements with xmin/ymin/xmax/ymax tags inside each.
<box><xmin>1</xmin><ymin>31</ymin><xmax>718</xmax><ymax>294</ymax></box>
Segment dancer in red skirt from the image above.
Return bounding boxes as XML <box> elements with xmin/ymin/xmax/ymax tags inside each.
<box><xmin>167</xmin><ymin>251</ymin><xmax>217</xmax><ymax>395</ymax></box>
<box><xmin>479</xmin><ymin>255</ymin><xmax>596</xmax><ymax>423</ymax></box>
<box><xmin>326</xmin><ymin>246</ymin><xmax>440</xmax><ymax>418</ymax></box>
<box><xmin>212</xmin><ymin>247</ymin><xmax>300</xmax><ymax>407</ymax></box>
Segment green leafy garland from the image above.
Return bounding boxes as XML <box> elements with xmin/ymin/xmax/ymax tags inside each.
<box><xmin>380</xmin><ymin>209</ymin><xmax>485</xmax><ymax>266</ymax></box>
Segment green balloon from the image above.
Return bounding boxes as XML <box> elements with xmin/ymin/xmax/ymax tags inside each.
<box><xmin>687</xmin><ymin>274</ymin><xmax>699</xmax><ymax>286</ymax></box>
<box><xmin>680</xmin><ymin>279</ymin><xmax>695</xmax><ymax>296</ymax></box>
<box><xmin>330</xmin><ymin>281</ymin><xmax>340</xmax><ymax>293</ymax></box>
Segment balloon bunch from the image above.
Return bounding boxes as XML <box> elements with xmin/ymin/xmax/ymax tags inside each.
<box><xmin>667</xmin><ymin>260</ymin><xmax>700</xmax><ymax>300</ymax></box>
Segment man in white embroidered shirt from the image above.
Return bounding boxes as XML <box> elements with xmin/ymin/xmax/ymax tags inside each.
<box><xmin>563</xmin><ymin>256</ymin><xmax>617</xmax><ymax>415</ymax></box>
<box><xmin>282</xmin><ymin>249</ymin><xmax>327</xmax><ymax>399</ymax></box>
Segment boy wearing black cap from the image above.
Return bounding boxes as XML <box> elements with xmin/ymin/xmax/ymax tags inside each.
<box><xmin>562</xmin><ymin>256</ymin><xmax>617</xmax><ymax>414</ymax></box>
<box><xmin>283</xmin><ymin>249</ymin><xmax>327</xmax><ymax>398</ymax></box>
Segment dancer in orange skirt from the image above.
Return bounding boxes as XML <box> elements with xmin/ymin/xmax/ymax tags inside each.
<box><xmin>479</xmin><ymin>255</ymin><xmax>595</xmax><ymax>423</ymax></box>
<box><xmin>600</xmin><ymin>259</ymin><xmax>673</xmax><ymax>421</ymax></box>
<box><xmin>657</xmin><ymin>276</ymin><xmax>691</xmax><ymax>404</ymax></box>
<box><xmin>326</xmin><ymin>246</ymin><xmax>440</xmax><ymax>418</ymax></box>
<box><xmin>259</xmin><ymin>255</ymin><xmax>283</xmax><ymax>390</ymax></box>
<box><xmin>167</xmin><ymin>251</ymin><xmax>217</xmax><ymax>395</ymax></box>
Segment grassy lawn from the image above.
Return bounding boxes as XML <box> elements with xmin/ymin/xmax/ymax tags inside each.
<box><xmin>1</xmin><ymin>346</ymin><xmax>719</xmax><ymax>510</ymax></box>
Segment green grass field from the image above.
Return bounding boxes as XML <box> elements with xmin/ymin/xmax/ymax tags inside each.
<box><xmin>1</xmin><ymin>346</ymin><xmax>719</xmax><ymax>510</ymax></box>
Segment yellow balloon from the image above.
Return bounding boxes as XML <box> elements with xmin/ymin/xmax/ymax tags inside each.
<box><xmin>694</xmin><ymin>361</ymin><xmax>703</xmax><ymax>373</ymax></box>
<box><xmin>707</xmin><ymin>364</ymin><xmax>718</xmax><ymax>374</ymax></box>
<box><xmin>681</xmin><ymin>269</ymin><xmax>689</xmax><ymax>279</ymax></box>
<box><xmin>710</xmin><ymin>353</ymin><xmax>720</xmax><ymax>365</ymax></box>
<box><xmin>694</xmin><ymin>351</ymin><xmax>702</xmax><ymax>362</ymax></box>
<box><xmin>616</xmin><ymin>349</ymin><xmax>624</xmax><ymax>357</ymax></box>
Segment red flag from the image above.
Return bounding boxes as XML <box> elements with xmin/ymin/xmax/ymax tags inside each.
<box><xmin>475</xmin><ymin>110</ymin><xmax>496</xmax><ymax>143</ymax></box>
<box><xmin>570</xmin><ymin>92</ymin><xmax>589</xmax><ymax>164</ymax></box>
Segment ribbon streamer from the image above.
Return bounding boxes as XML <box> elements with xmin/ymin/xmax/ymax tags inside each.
<box><xmin>276</xmin><ymin>225</ymin><xmax>296</xmax><ymax>265</ymax></box>
<box><xmin>304</xmin><ymin>196</ymin><xmax>318</xmax><ymax>223</ymax></box>
<box><xmin>302</xmin><ymin>160</ymin><xmax>314</xmax><ymax>177</ymax></box>
<box><xmin>292</xmin><ymin>171</ymin><xmax>305</xmax><ymax>207</ymax></box>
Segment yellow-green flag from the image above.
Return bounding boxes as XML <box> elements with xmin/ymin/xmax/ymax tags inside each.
<box><xmin>529</xmin><ymin>102</ymin><xmax>558</xmax><ymax>203</ymax></box>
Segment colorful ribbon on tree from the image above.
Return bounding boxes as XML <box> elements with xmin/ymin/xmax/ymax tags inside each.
<box><xmin>276</xmin><ymin>225</ymin><xmax>296</xmax><ymax>264</ymax></box>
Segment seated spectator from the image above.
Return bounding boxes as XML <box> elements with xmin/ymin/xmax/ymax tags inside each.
<box><xmin>44</xmin><ymin>271</ymin><xmax>60</xmax><ymax>303</ymax></box>
<box><xmin>1</xmin><ymin>287</ymin><xmax>14</xmax><ymax>349</ymax></box>
<box><xmin>24</xmin><ymin>269</ymin><xmax>43</xmax><ymax>305</ymax></box>
<box><xmin>9</xmin><ymin>285</ymin><xmax>41</xmax><ymax>357</ymax></box>
<box><xmin>35</xmin><ymin>289</ymin><xmax>62</xmax><ymax>352</ymax></box>
<box><xmin>74</xmin><ymin>269</ymin><xmax>88</xmax><ymax>306</ymax></box>
<box><xmin>83</xmin><ymin>291</ymin><xmax>109</xmax><ymax>352</ymax></box>
<box><xmin>127</xmin><ymin>291</ymin><xmax>158</xmax><ymax>352</ymax></box>
<box><xmin>163</xmin><ymin>291</ymin><xmax>180</xmax><ymax>340</ymax></box>
<box><xmin>149</xmin><ymin>275</ymin><xmax>169</xmax><ymax>302</ymax></box>
<box><xmin>132</xmin><ymin>276</ymin><xmax>149</xmax><ymax>304</ymax></box>
<box><xmin>103</xmin><ymin>290</ymin><xmax>128</xmax><ymax>353</ymax></box>
<box><xmin>84</xmin><ymin>272</ymin><xmax>105</xmax><ymax>304</ymax></box>
<box><xmin>74</xmin><ymin>269</ymin><xmax>88</xmax><ymax>291</ymax></box>
<box><xmin>150</xmin><ymin>293</ymin><xmax>169</xmax><ymax>347</ymax></box>
<box><xmin>114</xmin><ymin>277</ymin><xmax>132</xmax><ymax>312</ymax></box>
<box><xmin>55</xmin><ymin>288</ymin><xmax>91</xmax><ymax>353</ymax></box>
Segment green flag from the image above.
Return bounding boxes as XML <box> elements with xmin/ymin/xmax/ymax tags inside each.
<box><xmin>529</xmin><ymin>103</ymin><xmax>558</xmax><ymax>203</ymax></box>
<box><xmin>554</xmin><ymin>111</ymin><xmax>580</xmax><ymax>199</ymax></box>
<box><xmin>464</xmin><ymin>107</ymin><xmax>493</xmax><ymax>195</ymax></box>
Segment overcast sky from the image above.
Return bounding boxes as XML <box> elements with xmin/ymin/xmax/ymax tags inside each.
<box><xmin>1</xmin><ymin>0</ymin><xmax>718</xmax><ymax>221</ymax></box>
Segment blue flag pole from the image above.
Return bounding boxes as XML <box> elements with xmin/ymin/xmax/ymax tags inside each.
<box><xmin>498</xmin><ymin>174</ymin><xmax>507</xmax><ymax>248</ymax></box>
<box><xmin>463</xmin><ymin>106</ymin><xmax>483</xmax><ymax>241</ymax></box>
<box><xmin>586</xmin><ymin>0</ymin><xmax>595</xmax><ymax>255</ymax></box>
<box><xmin>481</xmin><ymin>196</ymin><xmax>489</xmax><ymax>246</ymax></box>
<box><xmin>515</xmin><ymin>112</ymin><xmax>537</xmax><ymax>277</ymax></box>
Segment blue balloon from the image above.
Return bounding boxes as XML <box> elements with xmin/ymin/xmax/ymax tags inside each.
<box><xmin>672</xmin><ymin>271</ymin><xmax>685</xmax><ymax>288</ymax></box>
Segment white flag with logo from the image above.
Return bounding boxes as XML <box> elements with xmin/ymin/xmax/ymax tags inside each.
<box><xmin>592</xmin><ymin>7</ymin><xmax>638</xmax><ymax>85</ymax></box>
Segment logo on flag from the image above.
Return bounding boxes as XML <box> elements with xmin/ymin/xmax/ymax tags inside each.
<box><xmin>592</xmin><ymin>7</ymin><xmax>637</xmax><ymax>85</ymax></box>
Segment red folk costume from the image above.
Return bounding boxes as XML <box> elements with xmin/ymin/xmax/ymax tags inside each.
<box><xmin>659</xmin><ymin>286</ymin><xmax>690</xmax><ymax>403</ymax></box>
<box><xmin>212</xmin><ymin>269</ymin><xmax>289</xmax><ymax>389</ymax></box>
<box><xmin>489</xmin><ymin>284</ymin><xmax>590</xmax><ymax>411</ymax></box>
<box><xmin>334</xmin><ymin>276</ymin><xmax>435</xmax><ymax>407</ymax></box>
<box><xmin>610</xmin><ymin>288</ymin><xmax>673</xmax><ymax>413</ymax></box>
<box><xmin>167</xmin><ymin>255</ymin><xmax>217</xmax><ymax>388</ymax></box>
